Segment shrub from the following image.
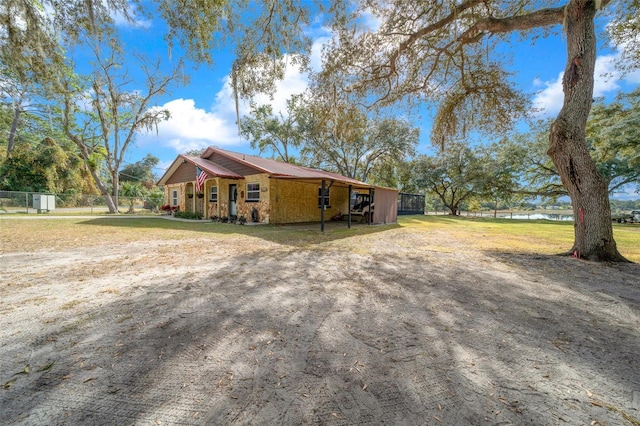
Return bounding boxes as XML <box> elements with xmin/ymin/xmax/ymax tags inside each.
<box><xmin>174</xmin><ymin>211</ymin><xmax>203</xmax><ymax>220</ymax></box>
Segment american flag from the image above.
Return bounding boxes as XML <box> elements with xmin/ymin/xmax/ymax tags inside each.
<box><xmin>195</xmin><ymin>166</ymin><xmax>207</xmax><ymax>193</ymax></box>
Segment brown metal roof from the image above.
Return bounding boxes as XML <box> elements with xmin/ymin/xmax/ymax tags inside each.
<box><xmin>156</xmin><ymin>154</ymin><xmax>242</xmax><ymax>185</ymax></box>
<box><xmin>185</xmin><ymin>155</ymin><xmax>243</xmax><ymax>179</ymax></box>
<box><xmin>159</xmin><ymin>147</ymin><xmax>381</xmax><ymax>189</ymax></box>
<box><xmin>201</xmin><ymin>147</ymin><xmax>373</xmax><ymax>188</ymax></box>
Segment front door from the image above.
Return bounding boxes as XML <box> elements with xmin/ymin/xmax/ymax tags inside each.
<box><xmin>229</xmin><ymin>184</ymin><xmax>237</xmax><ymax>216</ymax></box>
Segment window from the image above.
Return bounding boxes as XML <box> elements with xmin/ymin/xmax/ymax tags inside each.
<box><xmin>246</xmin><ymin>183</ymin><xmax>260</xmax><ymax>202</ymax></box>
<box><xmin>172</xmin><ymin>190</ymin><xmax>178</xmax><ymax>206</ymax></box>
<box><xmin>318</xmin><ymin>187</ymin><xmax>331</xmax><ymax>208</ymax></box>
<box><xmin>209</xmin><ymin>186</ymin><xmax>218</xmax><ymax>202</ymax></box>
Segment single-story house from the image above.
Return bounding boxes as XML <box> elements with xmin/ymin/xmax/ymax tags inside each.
<box><xmin>157</xmin><ymin>147</ymin><xmax>398</xmax><ymax>229</ymax></box>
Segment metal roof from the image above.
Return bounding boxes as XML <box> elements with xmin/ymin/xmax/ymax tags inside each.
<box><xmin>186</xmin><ymin>155</ymin><xmax>243</xmax><ymax>179</ymax></box>
<box><xmin>159</xmin><ymin>147</ymin><xmax>385</xmax><ymax>190</ymax></box>
<box><xmin>201</xmin><ymin>147</ymin><xmax>374</xmax><ymax>188</ymax></box>
<box><xmin>156</xmin><ymin>154</ymin><xmax>243</xmax><ymax>185</ymax></box>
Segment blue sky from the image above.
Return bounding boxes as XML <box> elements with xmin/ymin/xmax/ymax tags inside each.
<box><xmin>105</xmin><ymin>5</ymin><xmax>639</xmax><ymax>196</ymax></box>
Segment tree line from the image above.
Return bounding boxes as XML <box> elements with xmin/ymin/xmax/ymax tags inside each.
<box><xmin>6</xmin><ymin>83</ymin><xmax>635</xmax><ymax>218</ymax></box>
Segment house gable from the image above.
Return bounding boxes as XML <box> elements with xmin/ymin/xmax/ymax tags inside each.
<box><xmin>157</xmin><ymin>155</ymin><xmax>242</xmax><ymax>186</ymax></box>
<box><xmin>165</xmin><ymin>160</ymin><xmax>200</xmax><ymax>185</ymax></box>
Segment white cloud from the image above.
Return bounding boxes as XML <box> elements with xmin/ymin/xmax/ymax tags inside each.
<box><xmin>253</xmin><ymin>64</ymin><xmax>310</xmax><ymax>113</ymax></box>
<box><xmin>360</xmin><ymin>7</ymin><xmax>382</xmax><ymax>32</ymax></box>
<box><xmin>139</xmin><ymin>61</ymin><xmax>313</xmax><ymax>155</ymax></box>
<box><xmin>310</xmin><ymin>31</ymin><xmax>332</xmax><ymax>71</ymax></box>
<box><xmin>611</xmin><ymin>185</ymin><xmax>639</xmax><ymax>200</ymax></box>
<box><xmin>111</xmin><ymin>2</ymin><xmax>152</xmax><ymax>29</ymax></box>
<box><xmin>592</xmin><ymin>53</ymin><xmax>622</xmax><ymax>96</ymax></box>
<box><xmin>532</xmin><ymin>50</ymin><xmax>639</xmax><ymax>116</ymax></box>
<box><xmin>531</xmin><ymin>71</ymin><xmax>564</xmax><ymax>116</ymax></box>
<box><xmin>210</xmin><ymin>66</ymin><xmax>309</xmax><ymax>120</ymax></box>
<box><xmin>139</xmin><ymin>98</ymin><xmax>243</xmax><ymax>153</ymax></box>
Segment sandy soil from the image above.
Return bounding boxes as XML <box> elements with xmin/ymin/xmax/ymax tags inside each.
<box><xmin>1</xmin><ymin>220</ymin><xmax>639</xmax><ymax>425</ymax></box>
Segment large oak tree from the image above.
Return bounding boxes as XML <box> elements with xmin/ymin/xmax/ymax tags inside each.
<box><xmin>412</xmin><ymin>145</ymin><xmax>486</xmax><ymax>216</ymax></box>
<box><xmin>320</xmin><ymin>0</ymin><xmax>636</xmax><ymax>261</ymax></box>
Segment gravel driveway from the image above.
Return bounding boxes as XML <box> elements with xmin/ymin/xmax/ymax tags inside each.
<box><xmin>1</xmin><ymin>219</ymin><xmax>639</xmax><ymax>425</ymax></box>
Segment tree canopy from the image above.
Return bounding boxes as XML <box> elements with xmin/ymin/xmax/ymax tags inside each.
<box><xmin>119</xmin><ymin>154</ymin><xmax>161</xmax><ymax>187</ymax></box>
<box><xmin>59</xmin><ymin>35</ymin><xmax>182</xmax><ymax>213</ymax></box>
<box><xmin>0</xmin><ymin>137</ymin><xmax>89</xmax><ymax>194</ymax></box>
<box><xmin>586</xmin><ymin>88</ymin><xmax>640</xmax><ymax>193</ymax></box>
<box><xmin>411</xmin><ymin>144</ymin><xmax>486</xmax><ymax>216</ymax></box>
<box><xmin>239</xmin><ymin>95</ymin><xmax>305</xmax><ymax>163</ymax></box>
<box><xmin>502</xmin><ymin>89</ymin><xmax>640</xmax><ymax>201</ymax></box>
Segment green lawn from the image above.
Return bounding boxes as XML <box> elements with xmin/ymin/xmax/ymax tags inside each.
<box><xmin>399</xmin><ymin>215</ymin><xmax>640</xmax><ymax>262</ymax></box>
<box><xmin>1</xmin><ymin>214</ymin><xmax>638</xmax><ymax>262</ymax></box>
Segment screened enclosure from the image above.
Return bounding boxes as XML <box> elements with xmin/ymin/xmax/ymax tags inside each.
<box><xmin>397</xmin><ymin>193</ymin><xmax>425</xmax><ymax>215</ymax></box>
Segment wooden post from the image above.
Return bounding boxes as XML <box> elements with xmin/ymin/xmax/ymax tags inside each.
<box><xmin>348</xmin><ymin>185</ymin><xmax>352</xmax><ymax>229</ymax></box>
<box><xmin>368</xmin><ymin>188</ymin><xmax>373</xmax><ymax>225</ymax></box>
<box><xmin>320</xmin><ymin>180</ymin><xmax>326</xmax><ymax>232</ymax></box>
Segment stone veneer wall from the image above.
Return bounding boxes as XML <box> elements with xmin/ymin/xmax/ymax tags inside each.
<box><xmin>164</xmin><ymin>183</ymin><xmax>185</xmax><ymax>212</ymax></box>
<box><xmin>165</xmin><ymin>175</ymin><xmax>354</xmax><ymax>224</ymax></box>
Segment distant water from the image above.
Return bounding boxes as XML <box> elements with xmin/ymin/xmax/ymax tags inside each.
<box><xmin>506</xmin><ymin>213</ymin><xmax>574</xmax><ymax>221</ymax></box>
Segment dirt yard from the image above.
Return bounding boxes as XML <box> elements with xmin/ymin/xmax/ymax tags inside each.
<box><xmin>1</xmin><ymin>217</ymin><xmax>639</xmax><ymax>425</ymax></box>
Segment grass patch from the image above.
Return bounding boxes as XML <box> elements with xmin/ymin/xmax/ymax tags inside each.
<box><xmin>0</xmin><ymin>217</ymin><xmax>396</xmax><ymax>251</ymax></box>
<box><xmin>1</xmin><ymin>215</ymin><xmax>638</xmax><ymax>262</ymax></box>
<box><xmin>60</xmin><ymin>300</ymin><xmax>82</xmax><ymax>310</ymax></box>
<box><xmin>116</xmin><ymin>314</ymin><xmax>133</xmax><ymax>323</ymax></box>
<box><xmin>398</xmin><ymin>215</ymin><xmax>640</xmax><ymax>262</ymax></box>
<box><xmin>61</xmin><ymin>313</ymin><xmax>96</xmax><ymax>333</ymax></box>
<box><xmin>21</xmin><ymin>296</ymin><xmax>49</xmax><ymax>306</ymax></box>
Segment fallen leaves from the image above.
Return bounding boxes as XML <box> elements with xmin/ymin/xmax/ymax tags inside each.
<box><xmin>2</xmin><ymin>361</ymin><xmax>56</xmax><ymax>390</ymax></box>
<box><xmin>2</xmin><ymin>378</ymin><xmax>17</xmax><ymax>389</ymax></box>
<box><xmin>15</xmin><ymin>364</ymin><xmax>30</xmax><ymax>375</ymax></box>
<box><xmin>36</xmin><ymin>361</ymin><xmax>55</xmax><ymax>373</ymax></box>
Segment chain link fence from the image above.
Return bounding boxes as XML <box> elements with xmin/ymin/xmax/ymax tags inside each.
<box><xmin>0</xmin><ymin>191</ymin><xmax>159</xmax><ymax>214</ymax></box>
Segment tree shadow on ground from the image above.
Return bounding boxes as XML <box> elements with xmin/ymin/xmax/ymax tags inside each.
<box><xmin>1</xmin><ymin>244</ymin><xmax>639</xmax><ymax>425</ymax></box>
<box><xmin>77</xmin><ymin>217</ymin><xmax>401</xmax><ymax>248</ymax></box>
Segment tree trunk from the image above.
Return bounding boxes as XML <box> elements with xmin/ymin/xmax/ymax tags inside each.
<box><xmin>70</xmin><ymin>137</ymin><xmax>119</xmax><ymax>214</ymax></box>
<box><xmin>7</xmin><ymin>103</ymin><xmax>21</xmax><ymax>155</ymax></box>
<box><xmin>112</xmin><ymin>169</ymin><xmax>119</xmax><ymax>212</ymax></box>
<box><xmin>88</xmin><ymin>166</ymin><xmax>118</xmax><ymax>213</ymax></box>
<box><xmin>547</xmin><ymin>0</ymin><xmax>627</xmax><ymax>262</ymax></box>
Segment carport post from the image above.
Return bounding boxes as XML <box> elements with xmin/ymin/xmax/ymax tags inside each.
<box><xmin>368</xmin><ymin>187</ymin><xmax>373</xmax><ymax>225</ymax></box>
<box><xmin>320</xmin><ymin>179</ymin><xmax>326</xmax><ymax>232</ymax></box>
<box><xmin>348</xmin><ymin>185</ymin><xmax>352</xmax><ymax>229</ymax></box>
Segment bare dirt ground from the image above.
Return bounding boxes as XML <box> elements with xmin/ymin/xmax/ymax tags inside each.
<box><xmin>1</xmin><ymin>218</ymin><xmax>639</xmax><ymax>425</ymax></box>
